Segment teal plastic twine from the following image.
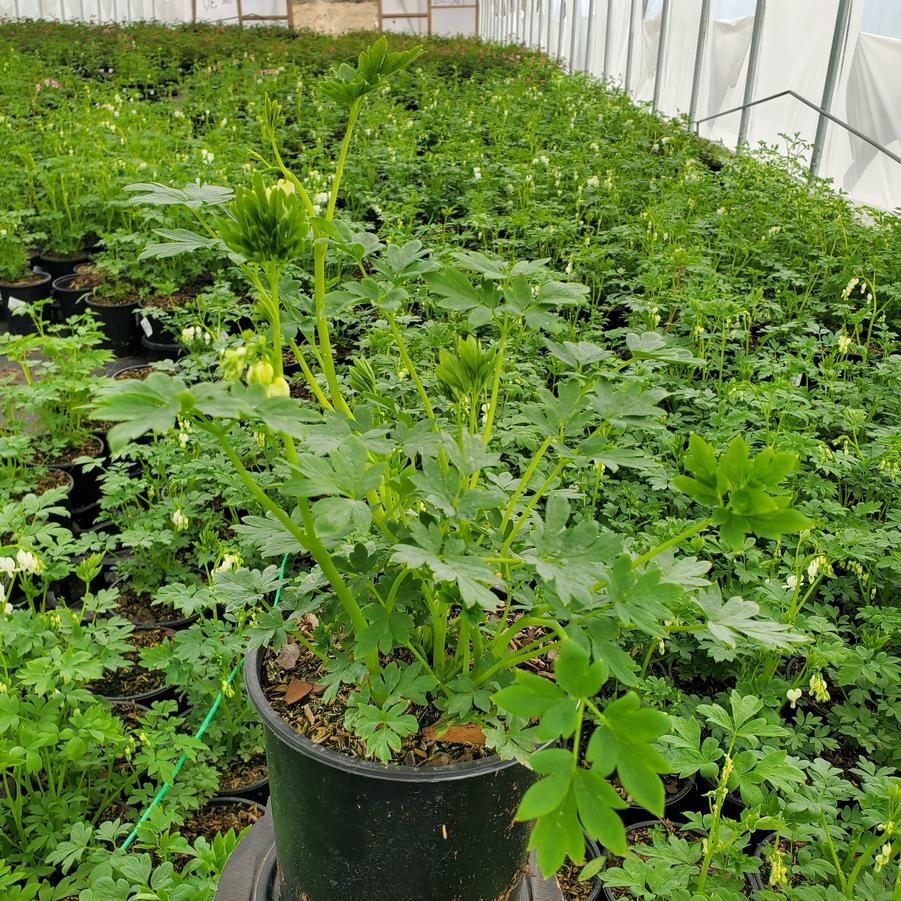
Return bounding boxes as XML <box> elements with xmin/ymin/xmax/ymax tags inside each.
<box><xmin>120</xmin><ymin>552</ymin><xmax>290</xmax><ymax>850</ymax></box>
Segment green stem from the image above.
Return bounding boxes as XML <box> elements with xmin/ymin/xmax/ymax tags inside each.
<box><xmin>482</xmin><ymin>318</ymin><xmax>509</xmax><ymax>446</ymax></box>
<box><xmin>820</xmin><ymin>812</ymin><xmax>848</xmax><ymax>894</ymax></box>
<box><xmin>474</xmin><ymin>640</ymin><xmax>561</xmax><ymax>686</ymax></box>
<box><xmin>632</xmin><ymin>517</ymin><xmax>713</xmax><ymax>569</ymax></box>
<box><xmin>288</xmin><ymin>338</ymin><xmax>334</xmax><ymax>411</ymax></box>
<box><xmin>499</xmin><ymin>435</ymin><xmax>553</xmax><ymax>537</ymax></box>
<box><xmin>500</xmin><ymin>458</ymin><xmax>568</xmax><ymax>556</ymax></box>
<box><xmin>388</xmin><ymin>314</ymin><xmax>435</xmax><ymax>420</ymax></box>
<box><xmin>200</xmin><ymin>422</ymin><xmax>368</xmax><ymax>637</ymax></box>
<box><xmin>327</xmin><ymin>100</ymin><xmax>361</xmax><ymax>222</ymax></box>
<box><xmin>845</xmin><ymin>834</ymin><xmax>889</xmax><ymax>896</ymax></box>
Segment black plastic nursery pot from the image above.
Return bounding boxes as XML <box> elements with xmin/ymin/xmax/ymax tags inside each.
<box><xmin>44</xmin><ymin>433</ymin><xmax>107</xmax><ymax>515</ymax></box>
<box><xmin>244</xmin><ymin>646</ymin><xmax>538</xmax><ymax>901</ymax></box>
<box><xmin>0</xmin><ymin>272</ymin><xmax>52</xmax><ymax>333</ymax></box>
<box><xmin>35</xmin><ymin>250</ymin><xmax>92</xmax><ymax>282</ymax></box>
<box><xmin>85</xmin><ymin>294</ymin><xmax>141</xmax><ymax>356</ymax></box>
<box><xmin>622</xmin><ymin>772</ymin><xmax>698</xmax><ymax>826</ymax></box>
<box><xmin>51</xmin><ymin>273</ymin><xmax>97</xmax><ymax>321</ymax></box>
<box><xmin>141</xmin><ymin>332</ymin><xmax>185</xmax><ymax>361</ymax></box>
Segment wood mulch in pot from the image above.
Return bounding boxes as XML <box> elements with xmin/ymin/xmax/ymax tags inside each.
<box><xmin>556</xmin><ymin>861</ymin><xmax>597</xmax><ymax>899</ymax></box>
<box><xmin>176</xmin><ymin>800</ymin><xmax>261</xmax><ymax>845</ymax></box>
<box><xmin>262</xmin><ymin>639</ymin><xmax>492</xmax><ymax>767</ymax></box>
<box><xmin>217</xmin><ymin>753</ymin><xmax>268</xmax><ymax>793</ymax></box>
<box><xmin>114</xmin><ymin>587</ymin><xmax>183</xmax><ymax>626</ymax></box>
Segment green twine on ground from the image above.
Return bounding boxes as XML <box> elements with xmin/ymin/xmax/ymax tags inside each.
<box><xmin>120</xmin><ymin>552</ymin><xmax>289</xmax><ymax>851</ymax></box>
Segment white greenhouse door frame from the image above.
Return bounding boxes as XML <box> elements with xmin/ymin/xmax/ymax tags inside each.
<box><xmin>379</xmin><ymin>0</ymin><xmax>479</xmax><ymax>38</ymax></box>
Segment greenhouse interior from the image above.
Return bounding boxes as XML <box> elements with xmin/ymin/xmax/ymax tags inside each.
<box><xmin>0</xmin><ymin>0</ymin><xmax>899</xmax><ymax>898</ymax></box>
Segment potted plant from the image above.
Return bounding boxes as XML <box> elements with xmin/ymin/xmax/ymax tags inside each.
<box><xmin>0</xmin><ymin>313</ymin><xmax>111</xmax><ymax>522</ymax></box>
<box><xmin>85</xmin><ymin>249</ymin><xmax>142</xmax><ymax>357</ymax></box>
<box><xmin>95</xmin><ymin>39</ymin><xmax>814</xmax><ymax>900</ymax></box>
<box><xmin>0</xmin><ymin>218</ymin><xmax>51</xmax><ymax>334</ymax></box>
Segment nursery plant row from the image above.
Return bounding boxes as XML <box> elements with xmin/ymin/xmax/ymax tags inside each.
<box><xmin>0</xmin><ymin>20</ymin><xmax>899</xmax><ymax>901</ymax></box>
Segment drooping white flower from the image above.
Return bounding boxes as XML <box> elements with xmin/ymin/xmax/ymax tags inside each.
<box><xmin>807</xmin><ymin>556</ymin><xmax>826</xmax><ymax>582</ymax></box>
<box><xmin>837</xmin><ymin>333</ymin><xmax>852</xmax><ymax>354</ymax></box>
<box><xmin>0</xmin><ymin>557</ymin><xmax>14</xmax><ymax>578</ymax></box>
<box><xmin>473</xmin><ymin>166</ymin><xmax>482</xmax><ymax>182</ymax></box>
<box><xmin>786</xmin><ymin>688</ymin><xmax>803</xmax><ymax>709</ymax></box>
<box><xmin>171</xmin><ymin>509</ymin><xmax>189</xmax><ymax>532</ymax></box>
<box><xmin>15</xmin><ymin>549</ymin><xmax>41</xmax><ymax>575</ymax></box>
<box><xmin>786</xmin><ymin>574</ymin><xmax>799</xmax><ymax>591</ymax></box>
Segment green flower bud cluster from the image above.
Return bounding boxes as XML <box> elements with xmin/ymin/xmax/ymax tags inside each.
<box><xmin>218</xmin><ymin>173</ymin><xmax>309</xmax><ymax>264</ymax></box>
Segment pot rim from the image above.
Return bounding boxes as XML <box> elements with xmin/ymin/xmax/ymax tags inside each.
<box><xmin>0</xmin><ymin>271</ymin><xmax>53</xmax><ymax>288</ymax></box>
<box><xmin>245</xmin><ymin>644</ymin><xmax>529</xmax><ymax>784</ymax></box>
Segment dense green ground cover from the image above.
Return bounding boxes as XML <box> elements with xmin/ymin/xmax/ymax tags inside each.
<box><xmin>0</xmin><ymin>21</ymin><xmax>899</xmax><ymax>901</ymax></box>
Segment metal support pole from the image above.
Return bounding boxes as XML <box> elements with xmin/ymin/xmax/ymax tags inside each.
<box><xmin>545</xmin><ymin>0</ymin><xmax>552</xmax><ymax>54</ymax></box>
<box><xmin>568</xmin><ymin>0</ymin><xmax>578</xmax><ymax>71</ymax></box>
<box><xmin>737</xmin><ymin>0</ymin><xmax>767</xmax><ymax>148</ymax></box>
<box><xmin>652</xmin><ymin>0</ymin><xmax>672</xmax><ymax>114</ymax></box>
<box><xmin>810</xmin><ymin>0</ymin><xmax>853</xmax><ymax>175</ymax></box>
<box><xmin>528</xmin><ymin>0</ymin><xmax>536</xmax><ymax>47</ymax></box>
<box><xmin>689</xmin><ymin>0</ymin><xmax>712</xmax><ymax>123</ymax></box>
<box><xmin>624</xmin><ymin>0</ymin><xmax>638</xmax><ymax>94</ymax></box>
<box><xmin>583</xmin><ymin>0</ymin><xmax>596</xmax><ymax>72</ymax></box>
<box><xmin>556</xmin><ymin>0</ymin><xmax>566</xmax><ymax>60</ymax></box>
<box><xmin>602</xmin><ymin>0</ymin><xmax>613</xmax><ymax>77</ymax></box>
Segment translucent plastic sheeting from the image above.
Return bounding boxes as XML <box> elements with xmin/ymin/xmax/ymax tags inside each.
<box><xmin>0</xmin><ymin>0</ymin><xmax>284</xmax><ymax>21</ymax></box>
<box><xmin>432</xmin><ymin>4</ymin><xmax>476</xmax><ymax>38</ymax></box>
<box><xmin>483</xmin><ymin>0</ymin><xmax>901</xmax><ymax>211</ymax></box>
<box><xmin>381</xmin><ymin>0</ymin><xmax>427</xmax><ymax>36</ymax></box>
<box><xmin>825</xmin><ymin>32</ymin><xmax>901</xmax><ymax>210</ymax></box>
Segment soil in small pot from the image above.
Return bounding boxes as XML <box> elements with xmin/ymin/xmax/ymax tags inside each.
<box><xmin>65</xmin><ymin>272</ymin><xmax>103</xmax><ymax>291</ymax></box>
<box><xmin>176</xmin><ymin>800</ymin><xmax>262</xmax><ymax>845</ymax></box>
<box><xmin>216</xmin><ymin>752</ymin><xmax>268</xmax><ymax>795</ymax></box>
<box><xmin>557</xmin><ymin>860</ymin><xmax>600</xmax><ymax>900</ymax></box>
<box><xmin>114</xmin><ymin>365</ymin><xmax>156</xmax><ymax>380</ymax></box>
<box><xmin>1</xmin><ymin>273</ymin><xmax>47</xmax><ymax>289</ymax></box>
<box><xmin>114</xmin><ymin>587</ymin><xmax>185</xmax><ymax>628</ymax></box>
<box><xmin>261</xmin><ymin>641</ymin><xmax>492</xmax><ymax>766</ymax></box>
<box><xmin>111</xmin><ymin>700</ymin><xmax>149</xmax><ymax>730</ymax></box>
<box><xmin>87</xmin><ymin>627</ymin><xmax>170</xmax><ymax>699</ymax></box>
<box><xmin>14</xmin><ymin>467</ymin><xmax>73</xmax><ymax>499</ymax></box>
<box><xmin>91</xmin><ymin>292</ymin><xmax>141</xmax><ymax>307</ymax></box>
<box><xmin>37</xmin><ymin>435</ymin><xmax>104</xmax><ymax>468</ymax></box>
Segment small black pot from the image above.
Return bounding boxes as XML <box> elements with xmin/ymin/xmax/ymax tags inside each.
<box><xmin>137</xmin><ymin>308</ymin><xmax>179</xmax><ymax>344</ymax></box>
<box><xmin>35</xmin><ymin>250</ymin><xmax>92</xmax><ymax>282</ymax></box>
<box><xmin>51</xmin><ymin>273</ymin><xmax>95</xmax><ymax>321</ymax></box>
<box><xmin>245</xmin><ymin>646</ymin><xmax>537</xmax><ymax>901</ymax></box>
<box><xmin>622</xmin><ymin>773</ymin><xmax>699</xmax><ymax>825</ymax></box>
<box><xmin>44</xmin><ymin>434</ymin><xmax>107</xmax><ymax>514</ymax></box>
<box><xmin>0</xmin><ymin>272</ymin><xmax>52</xmax><ymax>333</ymax></box>
<box><xmin>93</xmin><ymin>679</ymin><xmax>173</xmax><ymax>707</ymax></box>
<box><xmin>85</xmin><ymin>295</ymin><xmax>140</xmax><ymax>356</ymax></box>
<box><xmin>140</xmin><ymin>333</ymin><xmax>185</xmax><ymax>361</ymax></box>
<box><xmin>214</xmin><ymin>767</ymin><xmax>270</xmax><ymax>807</ymax></box>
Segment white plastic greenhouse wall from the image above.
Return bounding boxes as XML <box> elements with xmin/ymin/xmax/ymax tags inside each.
<box><xmin>0</xmin><ymin>0</ymin><xmax>286</xmax><ymax>24</ymax></box>
<box><xmin>481</xmin><ymin>0</ymin><xmax>901</xmax><ymax>211</ymax></box>
<box><xmin>3</xmin><ymin>0</ymin><xmax>898</xmax><ymax>211</ymax></box>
